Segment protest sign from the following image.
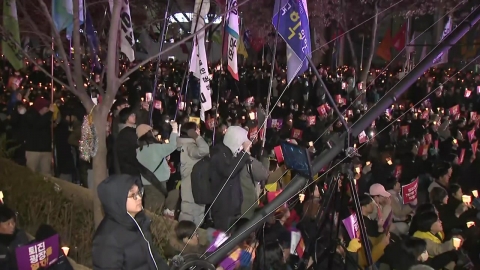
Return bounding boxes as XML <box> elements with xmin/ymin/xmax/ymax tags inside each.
<box><xmin>402</xmin><ymin>178</ymin><xmax>419</xmax><ymax>204</ymax></box>
<box><xmin>16</xmin><ymin>234</ymin><xmax>60</xmax><ymax>270</ymax></box>
<box><xmin>342</xmin><ymin>213</ymin><xmax>360</xmax><ymax>240</ymax></box>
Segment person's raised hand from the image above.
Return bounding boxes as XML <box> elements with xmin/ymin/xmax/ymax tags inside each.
<box><xmin>242</xmin><ymin>141</ymin><xmax>252</xmax><ymax>154</ymax></box>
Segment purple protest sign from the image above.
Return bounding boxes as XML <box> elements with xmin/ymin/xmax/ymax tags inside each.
<box><xmin>383</xmin><ymin>210</ymin><xmax>393</xmax><ymax>231</ymax></box>
<box><xmin>16</xmin><ymin>234</ymin><xmax>60</xmax><ymax>270</ymax></box>
<box><xmin>267</xmin><ymin>118</ymin><xmax>283</xmax><ymax>129</ymax></box>
<box><xmin>342</xmin><ymin>213</ymin><xmax>360</xmax><ymax>240</ymax></box>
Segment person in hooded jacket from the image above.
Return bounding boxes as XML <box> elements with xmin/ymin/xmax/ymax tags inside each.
<box><xmin>92</xmin><ymin>175</ymin><xmax>168</xmax><ymax>270</ymax></box>
<box><xmin>115</xmin><ymin>107</ymin><xmax>139</xmax><ymax>176</ymax></box>
<box><xmin>210</xmin><ymin>126</ymin><xmax>251</xmax><ymax>231</ymax></box>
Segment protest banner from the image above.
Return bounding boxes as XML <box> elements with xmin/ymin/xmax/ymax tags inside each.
<box><xmin>342</xmin><ymin>213</ymin><xmax>360</xmax><ymax>240</ymax></box>
<box><xmin>16</xmin><ymin>234</ymin><xmax>60</xmax><ymax>270</ymax></box>
<box><xmin>402</xmin><ymin>178</ymin><xmax>419</xmax><ymax>204</ymax></box>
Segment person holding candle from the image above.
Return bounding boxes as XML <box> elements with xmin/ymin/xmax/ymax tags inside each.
<box><xmin>412</xmin><ymin>212</ymin><xmax>460</xmax><ymax>270</ymax></box>
<box><xmin>447</xmin><ymin>184</ymin><xmax>477</xmax><ymax>222</ymax></box>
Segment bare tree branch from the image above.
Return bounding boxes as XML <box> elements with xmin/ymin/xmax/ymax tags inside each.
<box><xmin>0</xmin><ymin>25</ymin><xmax>72</xmax><ymax>92</ymax></box>
<box><xmin>119</xmin><ymin>0</ymin><xmax>254</xmax><ymax>83</ymax></box>
<box><xmin>37</xmin><ymin>0</ymin><xmax>78</xmax><ymax>96</ymax></box>
<box><xmin>103</xmin><ymin>0</ymin><xmax>122</xmax><ymax>109</ymax></box>
<box><xmin>72</xmin><ymin>0</ymin><xmax>95</xmax><ymax>110</ymax></box>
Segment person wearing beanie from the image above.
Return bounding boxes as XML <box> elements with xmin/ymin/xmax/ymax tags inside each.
<box><xmin>137</xmin><ymin>121</ymin><xmax>179</xmax><ymax>214</ymax></box>
<box><xmin>24</xmin><ymin>97</ymin><xmax>54</xmax><ymax>175</ymax></box>
<box><xmin>210</xmin><ymin>126</ymin><xmax>251</xmax><ymax>230</ymax></box>
<box><xmin>115</xmin><ymin>107</ymin><xmax>139</xmax><ymax>176</ymax></box>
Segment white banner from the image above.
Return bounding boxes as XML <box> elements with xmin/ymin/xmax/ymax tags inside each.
<box><xmin>109</xmin><ymin>0</ymin><xmax>135</xmax><ymax>61</ymax></box>
<box><xmin>226</xmin><ymin>0</ymin><xmax>239</xmax><ymax>80</ymax></box>
<box><xmin>189</xmin><ymin>0</ymin><xmax>211</xmax><ymax>121</ymax></box>
<box><xmin>433</xmin><ymin>16</ymin><xmax>452</xmax><ymax>66</ymax></box>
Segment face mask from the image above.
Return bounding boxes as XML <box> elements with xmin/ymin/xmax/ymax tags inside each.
<box><xmin>420</xmin><ymin>251</ymin><xmax>429</xmax><ymax>262</ymax></box>
<box><xmin>18</xmin><ymin>107</ymin><xmax>26</xmax><ymax>115</ymax></box>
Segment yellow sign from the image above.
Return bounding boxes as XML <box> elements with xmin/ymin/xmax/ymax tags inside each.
<box><xmin>189</xmin><ymin>117</ymin><xmax>201</xmax><ymax>125</ymax></box>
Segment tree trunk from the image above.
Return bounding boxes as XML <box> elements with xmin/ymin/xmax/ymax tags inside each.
<box><xmin>345</xmin><ymin>30</ymin><xmax>359</xmax><ymax>70</ymax></box>
<box><xmin>92</xmin><ymin>0</ymin><xmax>122</xmax><ymax>228</ymax></box>
<box><xmin>91</xmin><ymin>107</ymin><xmax>109</xmax><ymax>228</ymax></box>
<box><xmin>359</xmin><ymin>4</ymin><xmax>379</xmax><ymax>84</ymax></box>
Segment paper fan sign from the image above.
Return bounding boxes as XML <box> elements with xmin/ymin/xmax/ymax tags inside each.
<box><xmin>189</xmin><ymin>117</ymin><xmax>201</xmax><ymax>125</ymax></box>
<box><xmin>154</xmin><ymin>100</ymin><xmax>162</xmax><ymax>110</ymax></box>
<box><xmin>291</xmin><ymin>129</ymin><xmax>303</xmax><ymax>140</ymax></box>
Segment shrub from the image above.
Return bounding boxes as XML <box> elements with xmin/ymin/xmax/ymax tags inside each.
<box><xmin>0</xmin><ymin>133</ymin><xmax>20</xmax><ymax>158</ymax></box>
<box><xmin>0</xmin><ymin>158</ymin><xmax>94</xmax><ymax>266</ymax></box>
<box><xmin>0</xmin><ymin>158</ymin><xmax>204</xmax><ymax>267</ymax></box>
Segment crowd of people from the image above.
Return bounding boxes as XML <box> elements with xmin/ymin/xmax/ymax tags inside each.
<box><xmin>1</xmin><ymin>54</ymin><xmax>480</xmax><ymax>270</ymax></box>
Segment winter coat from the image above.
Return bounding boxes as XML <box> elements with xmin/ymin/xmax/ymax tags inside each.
<box><xmin>24</xmin><ymin>109</ymin><xmax>52</xmax><ymax>152</ymax></box>
<box><xmin>115</xmin><ymin>127</ymin><xmax>140</xmax><ymax>176</ymax></box>
<box><xmin>239</xmin><ymin>157</ymin><xmax>269</xmax><ymax>219</ymax></box>
<box><xmin>176</xmin><ymin>136</ymin><xmax>210</xmax><ymax>203</ymax></box>
<box><xmin>137</xmin><ymin>132</ymin><xmax>179</xmax><ymax>184</ymax></box>
<box><xmin>210</xmin><ymin>143</ymin><xmax>250</xmax><ymax>224</ymax></box>
<box><xmin>92</xmin><ymin>175</ymin><xmax>168</xmax><ymax>270</ymax></box>
<box><xmin>0</xmin><ymin>229</ymin><xmax>30</xmax><ymax>269</ymax></box>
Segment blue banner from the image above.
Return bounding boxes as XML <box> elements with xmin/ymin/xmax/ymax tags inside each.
<box><xmin>272</xmin><ymin>0</ymin><xmax>311</xmax><ymax>84</ymax></box>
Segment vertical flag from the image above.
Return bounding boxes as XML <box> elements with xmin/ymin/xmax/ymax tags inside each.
<box><xmin>272</xmin><ymin>0</ymin><xmax>311</xmax><ymax>84</ymax></box>
<box><xmin>433</xmin><ymin>16</ymin><xmax>452</xmax><ymax>65</ymax></box>
<box><xmin>85</xmin><ymin>11</ymin><xmax>101</xmax><ymax>70</ymax></box>
<box><xmin>108</xmin><ymin>0</ymin><xmax>135</xmax><ymax>61</ymax></box>
<box><xmin>190</xmin><ymin>0</ymin><xmax>212</xmax><ymax>121</ymax></box>
<box><xmin>226</xmin><ymin>0</ymin><xmax>239</xmax><ymax>80</ymax></box>
<box><xmin>52</xmin><ymin>0</ymin><xmax>84</xmax><ymax>40</ymax></box>
<box><xmin>392</xmin><ymin>23</ymin><xmax>407</xmax><ymax>51</ymax></box>
<box><xmin>376</xmin><ymin>28</ymin><xmax>392</xmax><ymax>61</ymax></box>
<box><xmin>238</xmin><ymin>32</ymin><xmax>249</xmax><ymax>58</ymax></box>
<box><xmin>2</xmin><ymin>0</ymin><xmax>23</xmax><ymax>70</ymax></box>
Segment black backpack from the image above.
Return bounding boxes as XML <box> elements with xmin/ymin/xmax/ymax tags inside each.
<box><xmin>191</xmin><ymin>156</ymin><xmax>214</xmax><ymax>204</ymax></box>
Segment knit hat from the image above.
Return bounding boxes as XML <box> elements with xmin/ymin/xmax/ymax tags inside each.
<box><xmin>136</xmin><ymin>124</ymin><xmax>152</xmax><ymax>138</ymax></box>
<box><xmin>32</xmin><ymin>97</ymin><xmax>50</xmax><ymax>112</ymax></box>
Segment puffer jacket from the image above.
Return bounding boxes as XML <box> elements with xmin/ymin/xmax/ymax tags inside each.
<box><xmin>176</xmin><ymin>136</ymin><xmax>209</xmax><ymax>202</ymax></box>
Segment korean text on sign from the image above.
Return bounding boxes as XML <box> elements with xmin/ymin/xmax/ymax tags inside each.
<box><xmin>401</xmin><ymin>178</ymin><xmax>419</xmax><ymax>204</ymax></box>
<box><xmin>16</xmin><ymin>234</ymin><xmax>60</xmax><ymax>270</ymax></box>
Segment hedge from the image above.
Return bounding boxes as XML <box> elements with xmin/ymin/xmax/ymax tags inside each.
<box><xmin>0</xmin><ymin>158</ymin><xmax>208</xmax><ymax>268</ymax></box>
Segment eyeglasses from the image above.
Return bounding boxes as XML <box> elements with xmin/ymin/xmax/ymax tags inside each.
<box><xmin>128</xmin><ymin>189</ymin><xmax>144</xmax><ymax>200</ymax></box>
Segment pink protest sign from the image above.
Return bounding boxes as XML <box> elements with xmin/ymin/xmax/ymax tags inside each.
<box><xmin>402</xmin><ymin>178</ymin><xmax>419</xmax><ymax>204</ymax></box>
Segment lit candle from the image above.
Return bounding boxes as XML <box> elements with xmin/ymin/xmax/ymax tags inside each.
<box><xmin>452</xmin><ymin>238</ymin><xmax>461</xmax><ymax>249</ymax></box>
<box><xmin>61</xmin><ymin>246</ymin><xmax>70</xmax><ymax>256</ymax></box>
<box><xmin>466</xmin><ymin>222</ymin><xmax>475</xmax><ymax>228</ymax></box>
<box><xmin>462</xmin><ymin>195</ymin><xmax>472</xmax><ymax>204</ymax></box>
<box><xmin>472</xmin><ymin>190</ymin><xmax>478</xmax><ymax>198</ymax></box>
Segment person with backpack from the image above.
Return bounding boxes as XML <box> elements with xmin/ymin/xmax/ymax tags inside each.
<box><xmin>177</xmin><ymin>122</ymin><xmax>210</xmax><ymax>226</ymax></box>
<box><xmin>210</xmin><ymin>126</ymin><xmax>252</xmax><ymax>231</ymax></box>
<box><xmin>136</xmin><ymin>122</ymin><xmax>179</xmax><ymax>213</ymax></box>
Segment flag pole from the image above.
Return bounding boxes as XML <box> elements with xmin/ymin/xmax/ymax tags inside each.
<box><xmin>260</xmin><ymin>3</ymin><xmax>282</xmax><ymax>156</ymax></box>
<box><xmin>50</xmin><ymin>35</ymin><xmax>55</xmax><ymax>175</ymax></box>
<box><xmin>212</xmin><ymin>1</ymin><xmax>228</xmax><ymax>146</ymax></box>
<box><xmin>174</xmin><ymin>0</ymin><xmax>205</xmax><ymax>121</ymax></box>
<box><xmin>148</xmin><ymin>0</ymin><xmax>172</xmax><ymax>126</ymax></box>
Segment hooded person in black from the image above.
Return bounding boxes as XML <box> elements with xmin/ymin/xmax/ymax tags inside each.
<box><xmin>92</xmin><ymin>175</ymin><xmax>167</xmax><ymax>270</ymax></box>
